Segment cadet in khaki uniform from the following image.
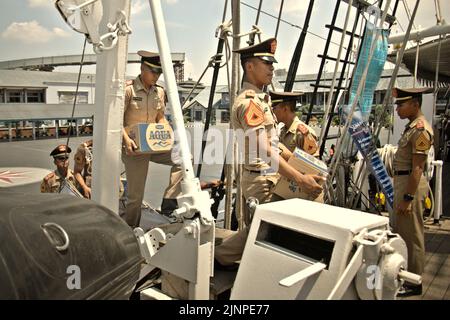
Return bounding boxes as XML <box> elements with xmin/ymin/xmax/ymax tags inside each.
<box><xmin>214</xmin><ymin>38</ymin><xmax>324</xmax><ymax>267</ymax></box>
<box><xmin>392</xmin><ymin>87</ymin><xmax>433</xmax><ymax>297</ymax></box>
<box><xmin>73</xmin><ymin>139</ymin><xmax>93</xmax><ymax>198</ymax></box>
<box><xmin>122</xmin><ymin>51</ymin><xmax>182</xmax><ymax>228</ymax></box>
<box><xmin>41</xmin><ymin>145</ymin><xmax>77</xmax><ymax>193</ymax></box>
<box><xmin>270</xmin><ymin>91</ymin><xmax>324</xmax><ymax>203</ymax></box>
<box><xmin>270</xmin><ymin>91</ymin><xmax>319</xmax><ymax>157</ymax></box>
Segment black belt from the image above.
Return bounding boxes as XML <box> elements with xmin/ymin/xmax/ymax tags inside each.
<box><xmin>245</xmin><ymin>168</ymin><xmax>277</xmax><ymax>175</ymax></box>
<box><xmin>394</xmin><ymin>170</ymin><xmax>412</xmax><ymax>176</ymax></box>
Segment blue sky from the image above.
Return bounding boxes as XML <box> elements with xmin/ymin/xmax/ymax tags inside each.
<box><xmin>1</xmin><ymin>0</ymin><xmax>449</xmax><ymax>85</ymax></box>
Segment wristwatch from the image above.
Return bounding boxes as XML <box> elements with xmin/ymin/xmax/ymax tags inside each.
<box><xmin>403</xmin><ymin>193</ymin><xmax>415</xmax><ymax>201</ymax></box>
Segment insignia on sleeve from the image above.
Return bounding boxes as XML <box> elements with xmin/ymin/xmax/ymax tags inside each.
<box><xmin>244</xmin><ymin>100</ymin><xmax>264</xmax><ymax>127</ymax></box>
<box><xmin>416</xmin><ymin>120</ymin><xmax>424</xmax><ymax>130</ymax></box>
<box><xmin>44</xmin><ymin>172</ymin><xmax>54</xmax><ymax>182</ymax></box>
<box><xmin>297</xmin><ymin>124</ymin><xmax>309</xmax><ymax>135</ymax></box>
<box><xmin>245</xmin><ymin>90</ymin><xmax>256</xmax><ymax>99</ymax></box>
<box><xmin>415</xmin><ymin>132</ymin><xmax>431</xmax><ymax>151</ymax></box>
<box><xmin>303</xmin><ymin>136</ymin><xmax>318</xmax><ymax>155</ymax></box>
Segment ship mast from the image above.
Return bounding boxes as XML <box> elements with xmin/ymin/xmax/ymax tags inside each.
<box><xmin>91</xmin><ymin>0</ymin><xmax>131</xmax><ymax>212</ymax></box>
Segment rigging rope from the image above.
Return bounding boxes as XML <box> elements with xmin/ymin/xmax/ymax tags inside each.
<box><xmin>181</xmin><ymin>21</ymin><xmax>232</xmax><ymax>111</ymax></box>
<box><xmin>318</xmin><ymin>0</ymin><xmax>354</xmax><ymax>151</ymax></box>
<box><xmin>65</xmin><ymin>37</ymin><xmax>88</xmax><ymax>150</ymax></box>
<box><xmin>284</xmin><ymin>0</ymin><xmax>315</xmax><ymax>92</ymax></box>
<box><xmin>402</xmin><ymin>0</ymin><xmax>416</xmax><ymax>30</ymax></box>
<box><xmin>241</xmin><ymin>1</ymin><xmax>349</xmax><ymax>50</ymax></box>
<box><xmin>274</xmin><ymin>0</ymin><xmax>284</xmax><ymax>39</ymax></box>
<box><xmin>248</xmin><ymin>0</ymin><xmax>263</xmax><ymax>46</ymax></box>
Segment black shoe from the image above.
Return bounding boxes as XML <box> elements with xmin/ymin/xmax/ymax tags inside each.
<box><xmin>397</xmin><ymin>284</ymin><xmax>422</xmax><ymax>297</ymax></box>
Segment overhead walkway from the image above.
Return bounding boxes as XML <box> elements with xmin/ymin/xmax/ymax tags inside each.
<box><xmin>0</xmin><ymin>53</ymin><xmax>185</xmax><ymax>69</ymax></box>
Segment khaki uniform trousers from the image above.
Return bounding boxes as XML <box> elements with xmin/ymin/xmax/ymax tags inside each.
<box><xmin>393</xmin><ymin>175</ymin><xmax>428</xmax><ymax>275</ymax></box>
<box><xmin>215</xmin><ymin>171</ymin><xmax>282</xmax><ymax>266</ymax></box>
<box><xmin>122</xmin><ymin>149</ymin><xmax>182</xmax><ymax>228</ymax></box>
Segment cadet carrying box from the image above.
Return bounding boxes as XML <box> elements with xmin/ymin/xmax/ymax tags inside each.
<box><xmin>126</xmin><ymin>122</ymin><xmax>174</xmax><ymax>154</ymax></box>
<box><xmin>273</xmin><ymin>147</ymin><xmax>328</xmax><ymax>201</ymax></box>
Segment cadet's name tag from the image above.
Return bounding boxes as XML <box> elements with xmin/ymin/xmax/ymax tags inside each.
<box><xmin>128</xmin><ymin>123</ymin><xmax>174</xmax><ymax>154</ymax></box>
<box><xmin>132</xmin><ymin>97</ymin><xmax>143</xmax><ymax>101</ymax></box>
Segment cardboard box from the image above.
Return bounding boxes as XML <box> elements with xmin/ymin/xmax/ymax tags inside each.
<box><xmin>273</xmin><ymin>147</ymin><xmax>328</xmax><ymax>201</ymax></box>
<box><xmin>126</xmin><ymin>123</ymin><xmax>174</xmax><ymax>154</ymax></box>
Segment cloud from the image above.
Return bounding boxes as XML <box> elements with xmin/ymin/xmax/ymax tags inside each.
<box><xmin>282</xmin><ymin>1</ymin><xmax>310</xmax><ymax>14</ymax></box>
<box><xmin>2</xmin><ymin>21</ymin><xmax>70</xmax><ymax>43</ymax></box>
<box><xmin>165</xmin><ymin>0</ymin><xmax>179</xmax><ymax>4</ymax></box>
<box><xmin>136</xmin><ymin>18</ymin><xmax>187</xmax><ymax>30</ymax></box>
<box><xmin>131</xmin><ymin>0</ymin><xmax>147</xmax><ymax>15</ymax></box>
<box><xmin>28</xmin><ymin>0</ymin><xmax>52</xmax><ymax>8</ymax></box>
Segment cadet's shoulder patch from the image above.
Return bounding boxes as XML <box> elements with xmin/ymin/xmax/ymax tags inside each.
<box><xmin>245</xmin><ymin>90</ymin><xmax>256</xmax><ymax>99</ymax></box>
<box><xmin>244</xmin><ymin>100</ymin><xmax>264</xmax><ymax>127</ymax></box>
<box><xmin>125</xmin><ymin>79</ymin><xmax>134</xmax><ymax>87</ymax></box>
<box><xmin>44</xmin><ymin>172</ymin><xmax>54</xmax><ymax>181</ymax></box>
<box><xmin>416</xmin><ymin>120</ymin><xmax>425</xmax><ymax>130</ymax></box>
<box><xmin>297</xmin><ymin>124</ymin><xmax>309</xmax><ymax>135</ymax></box>
<box><xmin>415</xmin><ymin>132</ymin><xmax>431</xmax><ymax>151</ymax></box>
<box><xmin>304</xmin><ymin>136</ymin><xmax>318</xmax><ymax>155</ymax></box>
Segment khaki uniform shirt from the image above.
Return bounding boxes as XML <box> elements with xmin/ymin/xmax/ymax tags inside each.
<box><xmin>123</xmin><ymin>76</ymin><xmax>166</xmax><ymax>128</ymax></box>
<box><xmin>40</xmin><ymin>169</ymin><xmax>76</xmax><ymax>193</ymax></box>
<box><xmin>74</xmin><ymin>140</ymin><xmax>93</xmax><ymax>187</ymax></box>
<box><xmin>231</xmin><ymin>82</ymin><xmax>278</xmax><ymax>172</ymax></box>
<box><xmin>394</xmin><ymin>114</ymin><xmax>434</xmax><ymax>171</ymax></box>
<box><xmin>280</xmin><ymin>116</ymin><xmax>319</xmax><ymax>155</ymax></box>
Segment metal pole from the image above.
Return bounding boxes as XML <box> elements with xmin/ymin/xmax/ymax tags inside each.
<box><xmin>318</xmin><ymin>6</ymin><xmax>361</xmax><ymax>159</ymax></box>
<box><xmin>274</xmin><ymin>0</ymin><xmax>285</xmax><ymax>38</ymax></box>
<box><xmin>413</xmin><ymin>40</ymin><xmax>420</xmax><ymax>88</ymax></box>
<box><xmin>225</xmin><ymin>0</ymin><xmax>241</xmax><ymax>230</ymax></box>
<box><xmin>8</xmin><ymin>122</ymin><xmax>12</xmax><ymax>142</ymax></box>
<box><xmin>196</xmin><ymin>1</ymin><xmax>229</xmax><ymax>178</ymax></box>
<box><xmin>432</xmin><ymin>35</ymin><xmax>443</xmax><ymax>128</ymax></box>
<box><xmin>32</xmin><ymin>121</ymin><xmax>36</xmax><ymax>140</ymax></box>
<box><xmin>284</xmin><ymin>0</ymin><xmax>315</xmax><ymax>92</ymax></box>
<box><xmin>149</xmin><ymin>0</ymin><xmax>195</xmax><ymax>182</ymax></box>
<box><xmin>306</xmin><ymin>0</ymin><xmax>341</xmax><ymax>123</ymax></box>
<box><xmin>91</xmin><ymin>0</ymin><xmax>130</xmax><ymax>213</ymax></box>
<box><xmin>387</xmin><ymin>23</ymin><xmax>450</xmax><ymax>44</ymax></box>
<box><xmin>432</xmin><ymin>160</ymin><xmax>443</xmax><ymax>223</ymax></box>
<box><xmin>248</xmin><ymin>0</ymin><xmax>263</xmax><ymax>46</ymax></box>
<box><xmin>149</xmin><ymin>0</ymin><xmax>214</xmax><ymax>300</ymax></box>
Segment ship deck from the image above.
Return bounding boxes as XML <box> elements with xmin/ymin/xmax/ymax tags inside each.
<box><xmin>400</xmin><ymin>218</ymin><xmax>450</xmax><ymax>300</ymax></box>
